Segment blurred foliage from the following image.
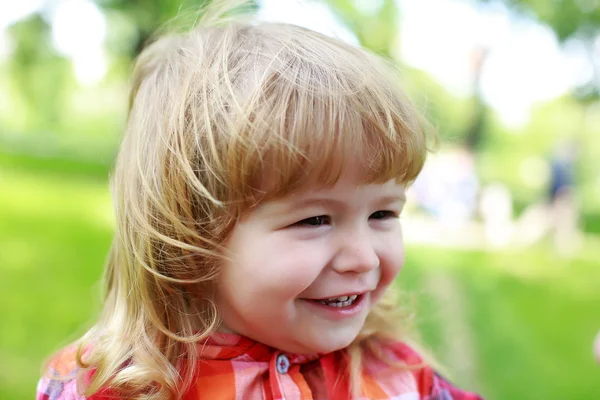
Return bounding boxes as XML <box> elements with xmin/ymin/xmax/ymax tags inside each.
<box><xmin>324</xmin><ymin>0</ymin><xmax>399</xmax><ymax>58</ymax></box>
<box><xmin>481</xmin><ymin>0</ymin><xmax>600</xmax><ymax>41</ymax></box>
<box><xmin>480</xmin><ymin>0</ymin><xmax>600</xmax><ymax>101</ymax></box>
<box><xmin>97</xmin><ymin>0</ymin><xmax>257</xmax><ymax>58</ymax></box>
<box><xmin>6</xmin><ymin>14</ymin><xmax>73</xmax><ymax>134</ymax></box>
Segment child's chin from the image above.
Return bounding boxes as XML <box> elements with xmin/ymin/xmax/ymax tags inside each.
<box><xmin>303</xmin><ymin>331</ymin><xmax>359</xmax><ymax>354</ymax></box>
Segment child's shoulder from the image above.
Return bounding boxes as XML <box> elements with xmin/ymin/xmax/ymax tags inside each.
<box><xmin>37</xmin><ymin>344</ymin><xmax>86</xmax><ymax>400</ymax></box>
<box><xmin>365</xmin><ymin>340</ymin><xmax>483</xmax><ymax>400</ymax></box>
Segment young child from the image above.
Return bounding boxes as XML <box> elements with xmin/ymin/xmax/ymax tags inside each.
<box><xmin>37</xmin><ymin>2</ymin><xmax>483</xmax><ymax>399</ymax></box>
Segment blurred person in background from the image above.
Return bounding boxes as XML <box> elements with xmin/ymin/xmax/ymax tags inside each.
<box><xmin>547</xmin><ymin>140</ymin><xmax>580</xmax><ymax>255</ymax></box>
<box><xmin>515</xmin><ymin>140</ymin><xmax>581</xmax><ymax>255</ymax></box>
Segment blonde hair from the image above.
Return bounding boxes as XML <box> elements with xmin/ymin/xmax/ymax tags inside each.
<box><xmin>60</xmin><ymin>2</ymin><xmax>433</xmax><ymax>398</ymax></box>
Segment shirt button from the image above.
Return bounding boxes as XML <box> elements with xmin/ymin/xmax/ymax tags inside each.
<box><xmin>276</xmin><ymin>354</ymin><xmax>290</xmax><ymax>374</ymax></box>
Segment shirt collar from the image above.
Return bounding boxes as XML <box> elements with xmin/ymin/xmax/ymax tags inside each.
<box><xmin>198</xmin><ymin>333</ymin><xmax>323</xmax><ymax>364</ymax></box>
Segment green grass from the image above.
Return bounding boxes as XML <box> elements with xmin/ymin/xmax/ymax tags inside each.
<box><xmin>402</xmin><ymin>246</ymin><xmax>600</xmax><ymax>399</ymax></box>
<box><xmin>2</xmin><ymin>159</ymin><xmax>600</xmax><ymax>400</ymax></box>
<box><xmin>0</xmin><ymin>164</ymin><xmax>112</xmax><ymax>399</ymax></box>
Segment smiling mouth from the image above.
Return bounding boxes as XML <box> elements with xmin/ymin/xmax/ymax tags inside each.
<box><xmin>316</xmin><ymin>294</ymin><xmax>359</xmax><ymax>308</ymax></box>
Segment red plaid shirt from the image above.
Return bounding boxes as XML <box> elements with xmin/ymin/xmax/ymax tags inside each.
<box><xmin>38</xmin><ymin>334</ymin><xmax>483</xmax><ymax>399</ymax></box>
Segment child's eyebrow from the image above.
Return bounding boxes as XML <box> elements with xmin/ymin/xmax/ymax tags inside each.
<box><xmin>375</xmin><ymin>194</ymin><xmax>407</xmax><ymax>204</ymax></box>
<box><xmin>275</xmin><ymin>194</ymin><xmax>407</xmax><ymax>213</ymax></box>
<box><xmin>287</xmin><ymin>198</ymin><xmax>348</xmax><ymax>210</ymax></box>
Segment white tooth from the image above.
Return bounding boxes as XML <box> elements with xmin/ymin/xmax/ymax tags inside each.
<box><xmin>337</xmin><ymin>296</ymin><xmax>349</xmax><ymax>301</ymax></box>
<box><xmin>317</xmin><ymin>297</ymin><xmax>358</xmax><ymax>308</ymax></box>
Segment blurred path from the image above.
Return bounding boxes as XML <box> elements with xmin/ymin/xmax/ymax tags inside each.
<box><xmin>423</xmin><ymin>269</ymin><xmax>482</xmax><ymax>393</ymax></box>
<box><xmin>403</xmin><ymin>215</ymin><xmax>488</xmax><ymax>249</ymax></box>
<box><xmin>403</xmin><ymin>213</ymin><xmax>599</xmax><ymax>256</ymax></box>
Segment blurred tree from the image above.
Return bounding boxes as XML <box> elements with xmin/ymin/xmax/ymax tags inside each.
<box><xmin>479</xmin><ymin>0</ymin><xmax>600</xmax><ymax>102</ymax></box>
<box><xmin>323</xmin><ymin>0</ymin><xmax>399</xmax><ymax>58</ymax></box>
<box><xmin>481</xmin><ymin>0</ymin><xmax>600</xmax><ymax>41</ymax></box>
<box><xmin>94</xmin><ymin>0</ymin><xmax>257</xmax><ymax>58</ymax></box>
<box><xmin>7</xmin><ymin>14</ymin><xmax>71</xmax><ymax>133</ymax></box>
<box><xmin>464</xmin><ymin>46</ymin><xmax>490</xmax><ymax>151</ymax></box>
<box><xmin>402</xmin><ymin>66</ymin><xmax>474</xmax><ymax>143</ymax></box>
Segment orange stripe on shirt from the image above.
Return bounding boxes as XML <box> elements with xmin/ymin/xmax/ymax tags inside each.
<box><xmin>360</xmin><ymin>371</ymin><xmax>389</xmax><ymax>398</ymax></box>
<box><xmin>288</xmin><ymin>364</ymin><xmax>313</xmax><ymax>399</ymax></box>
<box><xmin>186</xmin><ymin>361</ymin><xmax>236</xmax><ymax>400</ymax></box>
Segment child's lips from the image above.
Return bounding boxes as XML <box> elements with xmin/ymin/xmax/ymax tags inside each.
<box><xmin>314</xmin><ymin>293</ymin><xmax>361</xmax><ymax>301</ymax></box>
<box><xmin>300</xmin><ymin>293</ymin><xmax>368</xmax><ymax>319</ymax></box>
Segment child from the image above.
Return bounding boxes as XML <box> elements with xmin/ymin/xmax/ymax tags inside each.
<box><xmin>37</xmin><ymin>2</ymin><xmax>483</xmax><ymax>399</ymax></box>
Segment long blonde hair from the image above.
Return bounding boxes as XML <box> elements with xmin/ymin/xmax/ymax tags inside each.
<box><xmin>66</xmin><ymin>1</ymin><xmax>433</xmax><ymax>398</ymax></box>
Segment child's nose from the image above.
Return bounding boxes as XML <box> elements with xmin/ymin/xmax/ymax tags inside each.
<box><xmin>330</xmin><ymin>229</ymin><xmax>380</xmax><ymax>274</ymax></box>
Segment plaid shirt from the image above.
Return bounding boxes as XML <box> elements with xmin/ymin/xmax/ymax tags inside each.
<box><xmin>37</xmin><ymin>334</ymin><xmax>483</xmax><ymax>400</ymax></box>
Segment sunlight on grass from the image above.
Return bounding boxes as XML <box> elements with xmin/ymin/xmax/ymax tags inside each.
<box><xmin>1</xmin><ymin>167</ymin><xmax>114</xmax><ymax>228</ymax></box>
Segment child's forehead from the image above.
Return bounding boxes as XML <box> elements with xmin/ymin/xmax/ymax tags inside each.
<box><xmin>286</xmin><ymin>176</ymin><xmax>406</xmax><ymax>201</ymax></box>
<box><xmin>255</xmin><ymin>163</ymin><xmax>406</xmax><ymax>205</ymax></box>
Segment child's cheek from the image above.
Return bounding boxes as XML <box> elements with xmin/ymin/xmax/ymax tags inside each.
<box><xmin>260</xmin><ymin>238</ymin><xmax>331</xmax><ymax>297</ymax></box>
<box><xmin>380</xmin><ymin>236</ymin><xmax>406</xmax><ymax>287</ymax></box>
<box><xmin>286</xmin><ymin>245</ymin><xmax>332</xmax><ymax>295</ymax></box>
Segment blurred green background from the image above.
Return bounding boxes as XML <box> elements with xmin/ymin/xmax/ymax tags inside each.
<box><xmin>1</xmin><ymin>0</ymin><xmax>599</xmax><ymax>399</ymax></box>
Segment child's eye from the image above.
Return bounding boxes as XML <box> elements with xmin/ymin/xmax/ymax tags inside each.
<box><xmin>369</xmin><ymin>210</ymin><xmax>398</xmax><ymax>220</ymax></box>
<box><xmin>295</xmin><ymin>215</ymin><xmax>331</xmax><ymax>227</ymax></box>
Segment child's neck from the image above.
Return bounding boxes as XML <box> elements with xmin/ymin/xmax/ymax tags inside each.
<box><xmin>216</xmin><ymin>323</ymin><xmax>236</xmax><ymax>334</ymax></box>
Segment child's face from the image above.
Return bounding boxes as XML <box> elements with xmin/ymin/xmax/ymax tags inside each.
<box><xmin>216</xmin><ymin>165</ymin><xmax>406</xmax><ymax>354</ymax></box>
